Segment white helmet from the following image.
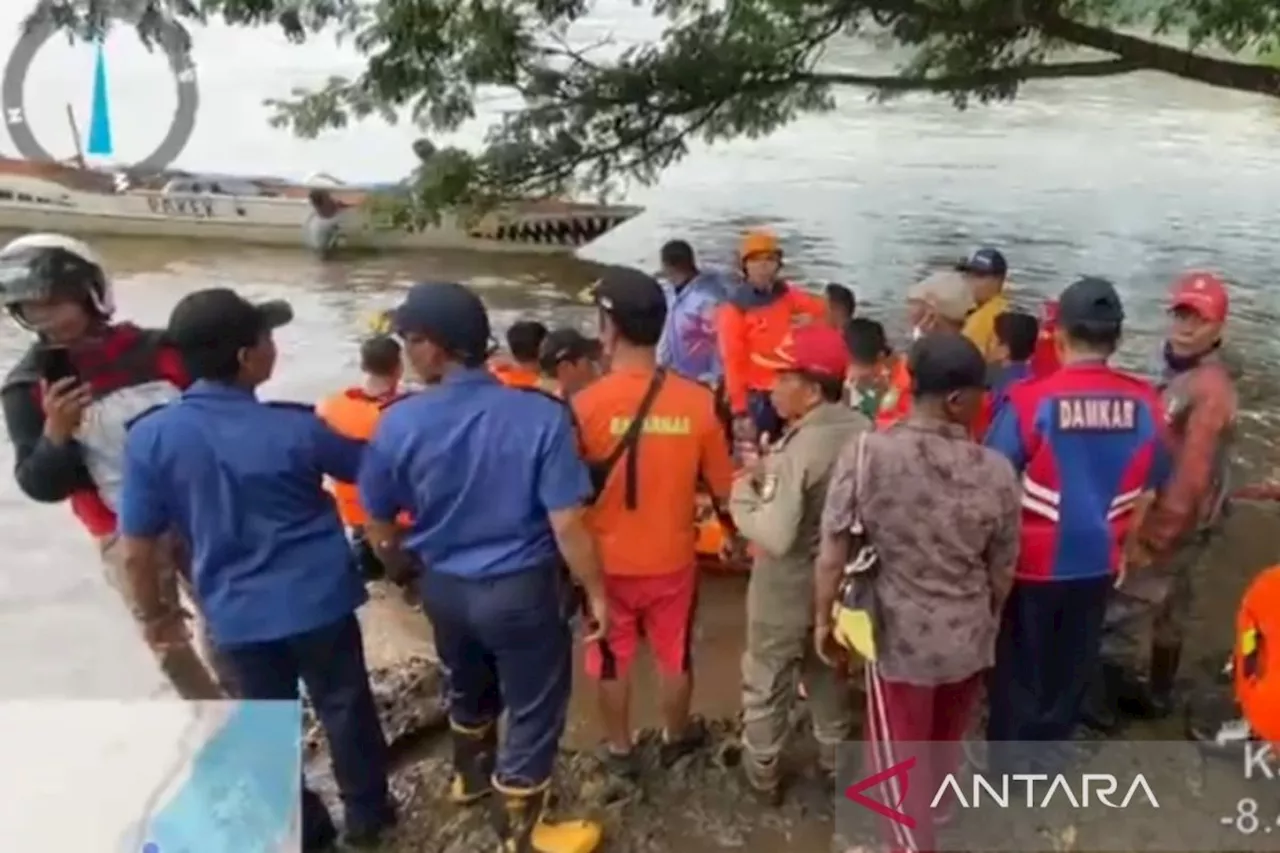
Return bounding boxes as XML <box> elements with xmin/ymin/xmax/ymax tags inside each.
<box><xmin>0</xmin><ymin>233</ymin><xmax>115</xmax><ymax>326</ymax></box>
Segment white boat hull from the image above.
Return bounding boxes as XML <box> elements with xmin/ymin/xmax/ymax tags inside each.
<box><xmin>0</xmin><ymin>173</ymin><xmax>641</xmax><ymax>254</ymax></box>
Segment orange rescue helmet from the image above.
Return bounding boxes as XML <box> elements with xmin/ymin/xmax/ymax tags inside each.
<box><xmin>1235</xmin><ymin>564</ymin><xmax>1280</xmax><ymax>742</ymax></box>
<box><xmin>740</xmin><ymin>230</ymin><xmax>782</xmax><ymax>263</ymax></box>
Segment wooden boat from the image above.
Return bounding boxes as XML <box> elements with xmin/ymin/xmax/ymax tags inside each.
<box><xmin>0</xmin><ymin>158</ymin><xmax>642</xmax><ymax>254</ymax></box>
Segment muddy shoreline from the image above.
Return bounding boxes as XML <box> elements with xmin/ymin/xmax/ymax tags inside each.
<box><xmin>303</xmin><ymin>503</ymin><xmax>1279</xmax><ymax>852</ymax></box>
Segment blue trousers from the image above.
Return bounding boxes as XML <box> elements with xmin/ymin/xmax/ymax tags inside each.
<box><xmin>421</xmin><ymin>563</ymin><xmax>573</xmax><ymax>787</ymax></box>
<box><xmin>219</xmin><ymin>614</ymin><xmax>392</xmax><ymax>843</ymax></box>
<box><xmin>986</xmin><ymin>576</ymin><xmax>1110</xmax><ymax>770</ymax></box>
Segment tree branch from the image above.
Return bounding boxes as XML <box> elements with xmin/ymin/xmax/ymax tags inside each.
<box><xmin>1041</xmin><ymin>13</ymin><xmax>1280</xmax><ymax>96</ymax></box>
<box><xmin>804</xmin><ymin>58</ymin><xmax>1140</xmax><ymax>91</ymax></box>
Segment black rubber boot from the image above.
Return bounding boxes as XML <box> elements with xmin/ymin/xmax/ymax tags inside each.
<box><xmin>449</xmin><ymin>719</ymin><xmax>497</xmax><ymax>805</ymax></box>
<box><xmin>1116</xmin><ymin>644</ymin><xmax>1182</xmax><ymax>720</ymax></box>
<box><xmin>302</xmin><ymin>787</ymin><xmax>340</xmax><ymax>852</ymax></box>
<box><xmin>1079</xmin><ymin>663</ymin><xmax>1125</xmax><ymax>733</ymax></box>
<box><xmin>1144</xmin><ymin>643</ymin><xmax>1182</xmax><ymax>719</ymax></box>
<box><xmin>344</xmin><ymin>806</ymin><xmax>399</xmax><ymax>849</ymax></box>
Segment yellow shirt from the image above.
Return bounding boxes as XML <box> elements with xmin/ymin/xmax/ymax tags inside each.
<box><xmin>962</xmin><ymin>292</ymin><xmax>1010</xmax><ymax>360</ymax></box>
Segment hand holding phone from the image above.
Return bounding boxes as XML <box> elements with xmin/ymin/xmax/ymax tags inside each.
<box><xmin>37</xmin><ymin>349</ymin><xmax>91</xmax><ymax>444</ymax></box>
<box><xmin>35</xmin><ymin>346</ymin><xmax>78</xmax><ymax>384</ymax></box>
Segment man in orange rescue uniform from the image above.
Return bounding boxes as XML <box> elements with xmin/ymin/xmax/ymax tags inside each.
<box><xmin>717</xmin><ymin>230</ymin><xmax>826</xmax><ymax>444</ymax></box>
<box><xmin>573</xmin><ymin>265</ymin><xmax>736</xmax><ymax>778</ymax></box>
<box><xmin>490</xmin><ymin>319</ymin><xmax>551</xmax><ymax>390</ymax></box>
<box><xmin>317</xmin><ymin>334</ymin><xmax>409</xmax><ymax>580</ymax></box>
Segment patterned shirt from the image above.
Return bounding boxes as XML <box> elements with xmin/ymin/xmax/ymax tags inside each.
<box><xmin>821</xmin><ymin>416</ymin><xmax>1022</xmax><ymax>685</ymax></box>
<box><xmin>657</xmin><ymin>270</ymin><xmax>729</xmax><ymax>384</ymax></box>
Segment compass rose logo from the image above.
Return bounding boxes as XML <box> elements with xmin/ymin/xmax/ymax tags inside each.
<box><xmin>2</xmin><ymin>3</ymin><xmax>199</xmax><ymax>172</ymax></box>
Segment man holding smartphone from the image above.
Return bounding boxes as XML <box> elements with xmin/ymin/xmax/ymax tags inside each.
<box><xmin>0</xmin><ymin>232</ymin><xmax>225</xmax><ymax>699</ymax></box>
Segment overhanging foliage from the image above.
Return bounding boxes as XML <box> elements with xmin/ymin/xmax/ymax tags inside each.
<box><xmin>27</xmin><ymin>0</ymin><xmax>1280</xmax><ymax>219</ymax></box>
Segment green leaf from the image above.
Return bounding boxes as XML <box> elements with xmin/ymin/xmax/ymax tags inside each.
<box><xmin>27</xmin><ymin>0</ymin><xmax>1280</xmax><ymax>224</ymax></box>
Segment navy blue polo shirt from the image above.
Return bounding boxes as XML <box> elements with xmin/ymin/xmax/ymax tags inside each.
<box><xmin>117</xmin><ymin>380</ymin><xmax>368</xmax><ymax>646</ymax></box>
<box><xmin>359</xmin><ymin>367</ymin><xmax>591</xmax><ymax>579</ymax></box>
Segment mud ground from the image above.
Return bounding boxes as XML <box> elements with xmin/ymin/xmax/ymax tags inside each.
<box><xmin>304</xmin><ymin>502</ymin><xmax>1279</xmax><ymax>852</ymax></box>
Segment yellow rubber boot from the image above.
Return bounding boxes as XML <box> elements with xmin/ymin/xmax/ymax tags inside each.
<box><xmin>449</xmin><ymin>719</ymin><xmax>497</xmax><ymax>805</ymax></box>
<box><xmin>492</xmin><ymin>778</ymin><xmax>602</xmax><ymax>853</ymax></box>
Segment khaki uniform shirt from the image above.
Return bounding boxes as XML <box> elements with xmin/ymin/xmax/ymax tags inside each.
<box><xmin>730</xmin><ymin>403</ymin><xmax>870</xmax><ymax>629</ymax></box>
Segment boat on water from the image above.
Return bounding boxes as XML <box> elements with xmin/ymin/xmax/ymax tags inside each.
<box><xmin>0</xmin><ymin>157</ymin><xmax>643</xmax><ymax>254</ymax></box>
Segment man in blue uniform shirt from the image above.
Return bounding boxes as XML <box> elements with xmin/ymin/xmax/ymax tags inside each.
<box><xmin>983</xmin><ymin>276</ymin><xmax>1171</xmax><ymax>769</ymax></box>
<box><xmin>359</xmin><ymin>281</ymin><xmax>607</xmax><ymax>853</ymax></box>
<box><xmin>116</xmin><ymin>288</ymin><xmax>394</xmax><ymax>851</ymax></box>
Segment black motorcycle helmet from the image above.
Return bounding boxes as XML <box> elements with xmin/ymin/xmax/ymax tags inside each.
<box><xmin>0</xmin><ymin>233</ymin><xmax>114</xmax><ymax>332</ymax></box>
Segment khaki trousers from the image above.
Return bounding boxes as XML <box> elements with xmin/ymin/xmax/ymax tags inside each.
<box><xmin>741</xmin><ymin>619</ymin><xmax>857</xmax><ymax>771</ymax></box>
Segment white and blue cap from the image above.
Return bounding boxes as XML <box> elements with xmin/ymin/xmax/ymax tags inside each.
<box><xmin>956</xmin><ymin>247</ymin><xmax>1008</xmax><ymax>278</ymax></box>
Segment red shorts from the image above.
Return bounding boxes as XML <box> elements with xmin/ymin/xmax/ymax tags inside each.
<box><xmin>583</xmin><ymin>567</ymin><xmax>698</xmax><ymax>681</ymax></box>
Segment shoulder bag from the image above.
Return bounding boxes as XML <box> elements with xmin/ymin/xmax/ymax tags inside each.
<box><xmin>589</xmin><ymin>368</ymin><xmax>668</xmax><ymax>509</ymax></box>
<box><xmin>831</xmin><ymin>430</ymin><xmax>883</xmax><ymax>662</ymax></box>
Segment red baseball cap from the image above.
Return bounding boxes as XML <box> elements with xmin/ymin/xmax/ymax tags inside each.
<box><xmin>768</xmin><ymin>323</ymin><xmax>850</xmax><ymax>380</ymax></box>
<box><xmin>1170</xmin><ymin>271</ymin><xmax>1228</xmax><ymax>323</ymax></box>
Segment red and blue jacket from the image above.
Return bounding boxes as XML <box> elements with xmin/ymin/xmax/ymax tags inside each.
<box><xmin>984</xmin><ymin>361</ymin><xmax>1172</xmax><ymax>582</ymax></box>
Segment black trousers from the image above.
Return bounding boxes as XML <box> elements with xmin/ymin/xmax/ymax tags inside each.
<box><xmin>421</xmin><ymin>564</ymin><xmax>574</xmax><ymax>787</ymax></box>
<box><xmin>219</xmin><ymin>614</ymin><xmax>392</xmax><ymax>843</ymax></box>
<box><xmin>986</xmin><ymin>576</ymin><xmax>1111</xmax><ymax>770</ymax></box>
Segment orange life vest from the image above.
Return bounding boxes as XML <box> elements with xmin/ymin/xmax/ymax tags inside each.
<box><xmin>489</xmin><ymin>358</ymin><xmax>543</xmax><ymax>389</ymax></box>
<box><xmin>316</xmin><ymin>386</ymin><xmax>410</xmax><ymax>528</ymax></box>
<box><xmin>716</xmin><ymin>284</ymin><xmax>827</xmax><ymax>414</ymax></box>
<box><xmin>874</xmin><ymin>356</ymin><xmax>913</xmax><ymax>430</ymax></box>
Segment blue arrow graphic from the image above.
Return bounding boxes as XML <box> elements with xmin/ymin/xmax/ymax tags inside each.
<box><xmin>86</xmin><ymin>39</ymin><xmax>113</xmax><ymax>156</ymax></box>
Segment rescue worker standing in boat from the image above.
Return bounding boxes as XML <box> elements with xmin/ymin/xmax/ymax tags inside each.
<box><xmin>117</xmin><ymin>288</ymin><xmax>394</xmax><ymax>850</ymax></box>
<box><xmin>729</xmin><ymin>322</ymin><xmax>869</xmax><ymax>799</ymax></box>
<box><xmin>716</xmin><ymin>230</ymin><xmax>826</xmax><ymax>442</ymax></box>
<box><xmin>0</xmin><ymin>233</ymin><xmax>224</xmax><ymax>699</ymax></box>
<box><xmin>1092</xmin><ymin>272</ymin><xmax>1238</xmax><ymax>729</ymax></box>
<box><xmin>358</xmin><ymin>281</ymin><xmax>606</xmax><ymax>853</ymax></box>
<box><xmin>317</xmin><ymin>334</ymin><xmax>408</xmax><ymax>581</ymax></box>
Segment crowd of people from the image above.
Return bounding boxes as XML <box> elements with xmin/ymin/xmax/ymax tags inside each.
<box><xmin>0</xmin><ymin>228</ymin><xmax>1244</xmax><ymax>853</ymax></box>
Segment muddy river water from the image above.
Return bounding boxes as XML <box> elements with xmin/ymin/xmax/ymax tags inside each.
<box><xmin>3</xmin><ymin>19</ymin><xmax>1280</xmax><ymax>851</ymax></box>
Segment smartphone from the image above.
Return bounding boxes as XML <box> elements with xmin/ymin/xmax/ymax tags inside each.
<box><xmin>35</xmin><ymin>347</ymin><xmax>78</xmax><ymax>384</ymax></box>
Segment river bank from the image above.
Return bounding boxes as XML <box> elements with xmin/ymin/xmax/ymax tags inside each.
<box><xmin>303</xmin><ymin>501</ymin><xmax>1280</xmax><ymax>852</ymax></box>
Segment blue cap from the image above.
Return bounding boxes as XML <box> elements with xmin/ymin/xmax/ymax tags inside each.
<box><xmin>956</xmin><ymin>247</ymin><xmax>1008</xmax><ymax>278</ymax></box>
<box><xmin>390</xmin><ymin>281</ymin><xmax>490</xmax><ymax>360</ymax></box>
